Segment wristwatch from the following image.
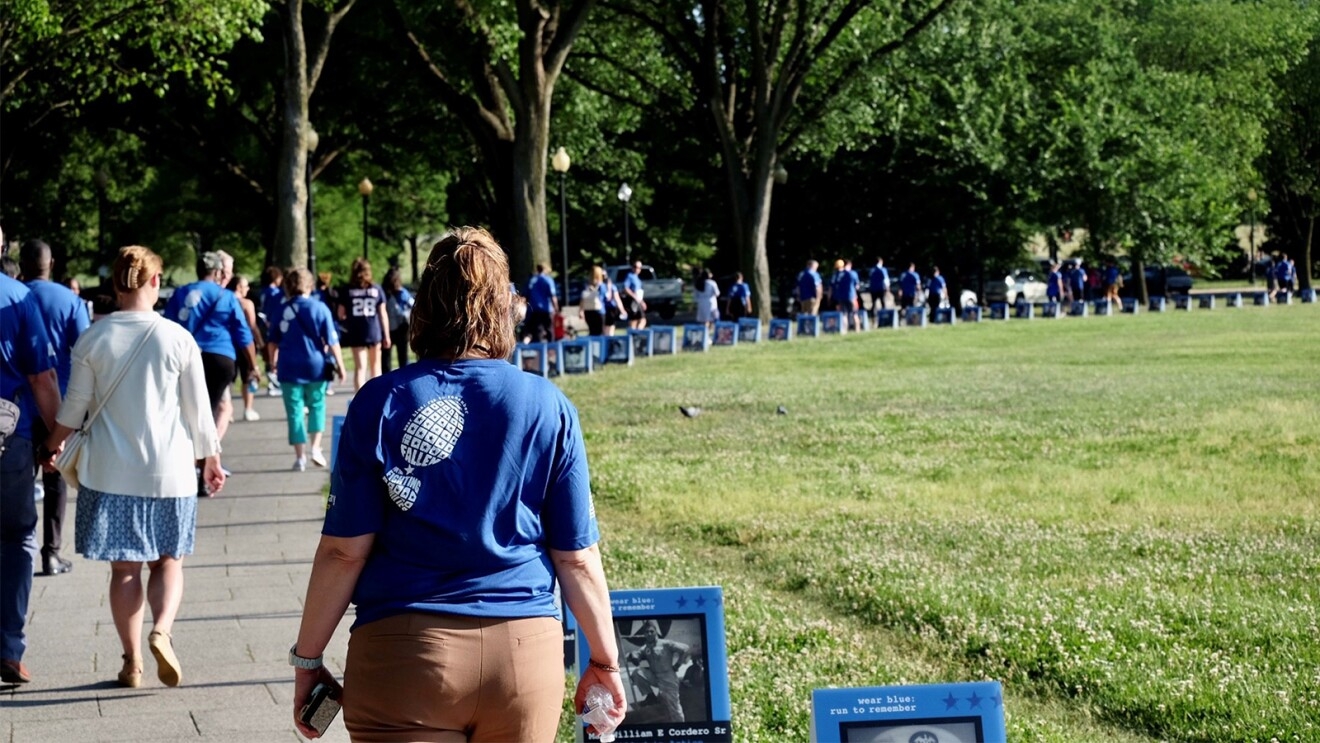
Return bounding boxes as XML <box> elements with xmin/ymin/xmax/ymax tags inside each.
<box><xmin>288</xmin><ymin>643</ymin><xmax>323</xmax><ymax>670</ymax></box>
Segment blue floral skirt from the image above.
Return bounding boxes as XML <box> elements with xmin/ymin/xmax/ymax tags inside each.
<box><xmin>75</xmin><ymin>487</ymin><xmax>197</xmax><ymax>562</ymax></box>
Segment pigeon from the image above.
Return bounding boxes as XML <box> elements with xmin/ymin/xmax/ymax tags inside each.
<box><xmin>776</xmin><ymin>406</ymin><xmax>787</xmax><ymax>415</ymax></box>
<box><xmin>679</xmin><ymin>406</ymin><xmax>702</xmax><ymax>418</ymax></box>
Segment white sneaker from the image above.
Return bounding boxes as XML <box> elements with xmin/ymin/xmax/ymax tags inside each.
<box><xmin>292</xmin><ymin>458</ymin><xmax>307</xmax><ymax>472</ymax></box>
<box><xmin>325</xmin><ymin>386</ymin><xmax>336</xmax><ymax>396</ymax></box>
<box><xmin>266</xmin><ymin>386</ymin><xmax>282</xmax><ymax>397</ymax></box>
<box><xmin>309</xmin><ymin>449</ymin><xmax>327</xmax><ymax>468</ymax></box>
<box><xmin>242</xmin><ymin>408</ymin><xmax>260</xmax><ymax>422</ymax></box>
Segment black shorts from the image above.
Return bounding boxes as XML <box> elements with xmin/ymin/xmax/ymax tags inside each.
<box><xmin>624</xmin><ymin>296</ymin><xmax>644</xmax><ymax>318</ymax></box>
<box><xmin>233</xmin><ymin>345</ymin><xmax>254</xmax><ymax>385</ymax></box>
<box><xmin>200</xmin><ymin>352</ymin><xmax>236</xmax><ymax>410</ymax></box>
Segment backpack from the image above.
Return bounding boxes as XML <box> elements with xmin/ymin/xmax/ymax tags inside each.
<box><xmin>581</xmin><ymin>285</ymin><xmax>602</xmax><ymax>311</ymax></box>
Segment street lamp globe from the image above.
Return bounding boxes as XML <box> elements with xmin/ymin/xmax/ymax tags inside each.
<box><xmin>359</xmin><ymin>177</ymin><xmax>374</xmax><ymax>197</ymax></box>
<box><xmin>552</xmin><ymin>146</ymin><xmax>571</xmax><ymax>174</ymax></box>
<box><xmin>306</xmin><ymin>127</ymin><xmax>319</xmax><ymax>153</ymax></box>
<box><xmin>617</xmin><ymin>182</ymin><xmax>632</xmax><ymax>203</ymax></box>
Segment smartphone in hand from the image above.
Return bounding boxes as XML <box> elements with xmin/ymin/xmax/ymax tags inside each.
<box><xmin>299</xmin><ymin>682</ymin><xmax>342</xmax><ymax>736</ymax></box>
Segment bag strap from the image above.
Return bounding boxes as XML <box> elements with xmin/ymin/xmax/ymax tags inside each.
<box><xmin>291</xmin><ymin>299</ymin><xmax>328</xmax><ymax>347</ymax></box>
<box><xmin>80</xmin><ymin>320</ymin><xmax>160</xmax><ymax>433</ymax></box>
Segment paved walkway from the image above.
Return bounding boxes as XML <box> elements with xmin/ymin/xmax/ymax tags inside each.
<box><xmin>2</xmin><ymin>386</ymin><xmax>355</xmax><ymax>742</ymax></box>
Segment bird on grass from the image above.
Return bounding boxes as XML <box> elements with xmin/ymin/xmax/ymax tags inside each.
<box><xmin>679</xmin><ymin>406</ymin><xmax>702</xmax><ymax>418</ymax></box>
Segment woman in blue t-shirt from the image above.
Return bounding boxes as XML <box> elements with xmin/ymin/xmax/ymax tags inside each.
<box><xmin>265</xmin><ymin>268</ymin><xmax>346</xmax><ymax>471</ymax></box>
<box><xmin>335</xmin><ymin>258</ymin><xmax>391</xmax><ymax>392</ymax></box>
<box><xmin>291</xmin><ymin>228</ymin><xmax>626</xmax><ymax>742</ymax></box>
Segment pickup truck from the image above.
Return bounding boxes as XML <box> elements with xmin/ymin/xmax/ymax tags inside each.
<box><xmin>605</xmin><ymin>264</ymin><xmax>684</xmax><ymax>319</ymax></box>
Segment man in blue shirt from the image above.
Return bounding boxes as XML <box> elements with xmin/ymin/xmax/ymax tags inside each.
<box><xmin>1</xmin><ymin>250</ymin><xmax>61</xmax><ymax>685</ymax></box>
<box><xmin>725</xmin><ymin>272</ymin><xmax>751</xmax><ymax>320</ymax></box>
<box><xmin>1272</xmin><ymin>253</ymin><xmax>1295</xmax><ymax>299</ymax></box>
<box><xmin>795</xmin><ymin>260</ymin><xmax>822</xmax><ymax>315</ymax></box>
<box><xmin>260</xmin><ymin>266</ymin><xmax>285</xmax><ymax>396</ymax></box>
<box><xmin>834</xmin><ymin>260</ymin><xmax>860</xmax><ymax>329</ymax></box>
<box><xmin>165</xmin><ymin>251</ymin><xmax>259</xmax><ymax>444</ymax></box>
<box><xmin>926</xmin><ymin>266</ymin><xmax>948</xmax><ymax>318</ymax></box>
<box><xmin>523</xmin><ymin>264</ymin><xmax>559</xmax><ymax>342</ymax></box>
<box><xmin>1068</xmin><ymin>260</ymin><xmax>1087</xmax><ymax>302</ymax></box>
<box><xmin>622</xmin><ymin>261</ymin><xmax>647</xmax><ymax>330</ymax></box>
<box><xmin>899</xmin><ymin>263</ymin><xmax>921</xmax><ymax>308</ymax></box>
<box><xmin>19</xmin><ymin>240</ymin><xmax>89</xmax><ymax>577</ymax></box>
<box><xmin>1046</xmin><ymin>262</ymin><xmax>1063</xmax><ymax>304</ymax></box>
<box><xmin>869</xmin><ymin>257</ymin><xmax>891</xmax><ymax>310</ymax></box>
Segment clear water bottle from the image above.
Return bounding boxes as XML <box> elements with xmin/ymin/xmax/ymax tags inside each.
<box><xmin>247</xmin><ymin>378</ymin><xmax>259</xmax><ymax>394</ymax></box>
<box><xmin>579</xmin><ymin>684</ymin><xmax>619</xmax><ymax>742</ymax></box>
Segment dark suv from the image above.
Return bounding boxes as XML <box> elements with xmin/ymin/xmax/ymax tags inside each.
<box><xmin>1123</xmin><ymin>265</ymin><xmax>1194</xmax><ymax>296</ymax></box>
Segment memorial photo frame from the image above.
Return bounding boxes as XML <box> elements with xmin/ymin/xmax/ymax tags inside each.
<box><xmin>737</xmin><ymin>318</ymin><xmax>761</xmax><ymax>342</ymax></box>
<box><xmin>561</xmin><ymin>339</ymin><xmax>594</xmax><ymax>374</ymax></box>
<box><xmin>820</xmin><ymin>312</ymin><xmax>845</xmax><ymax>334</ymax></box>
<box><xmin>606</xmin><ymin>335</ymin><xmax>634</xmax><ymax>365</ymax></box>
<box><xmin>629</xmin><ymin>328</ymin><xmax>654</xmax><ymax>358</ymax></box>
<box><xmin>875</xmin><ymin>308</ymin><xmax>900</xmax><ymax>328</ymax></box>
<box><xmin>683</xmin><ymin>324</ymin><xmax>711</xmax><ymax>351</ymax></box>
<box><xmin>572</xmin><ymin>587</ymin><xmax>732</xmax><ymax>743</ymax></box>
<box><xmin>713</xmin><ymin>322</ymin><xmax>738</xmax><ymax>346</ymax></box>
<box><xmin>810</xmin><ymin>681</ymin><xmax>1006</xmax><ymax>743</ymax></box>
<box><xmin>653</xmin><ymin>326</ymin><xmax>678</xmax><ymax>354</ymax></box>
<box><xmin>988</xmin><ymin>304</ymin><xmax>1009</xmax><ymax>321</ymax></box>
<box><xmin>768</xmin><ymin>319</ymin><xmax>792</xmax><ymax>341</ymax></box>
<box><xmin>797</xmin><ymin>314</ymin><xmax>820</xmax><ymax>337</ymax></box>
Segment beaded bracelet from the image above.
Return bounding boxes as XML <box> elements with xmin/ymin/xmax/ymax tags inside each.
<box><xmin>588</xmin><ymin>658</ymin><xmax>620</xmax><ymax>673</ymax></box>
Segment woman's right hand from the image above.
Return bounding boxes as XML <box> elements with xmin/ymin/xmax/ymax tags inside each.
<box><xmin>292</xmin><ymin>665</ymin><xmax>343</xmax><ymax>740</ymax></box>
<box><xmin>574</xmin><ymin>662</ymin><xmax>628</xmax><ymax>734</ymax></box>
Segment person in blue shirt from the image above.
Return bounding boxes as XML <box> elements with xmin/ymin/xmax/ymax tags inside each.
<box><xmin>0</xmin><ymin>244</ymin><xmax>61</xmax><ymax>685</ymax></box>
<box><xmin>869</xmin><ymin>257</ymin><xmax>891</xmax><ymax>310</ymax></box>
<box><xmin>164</xmin><ymin>251</ymin><xmax>260</xmax><ymax>444</ymax></box>
<box><xmin>1046</xmin><ymin>262</ymin><xmax>1064</xmax><ymax>304</ymax></box>
<box><xmin>1068</xmin><ymin>260</ymin><xmax>1087</xmax><ymax>302</ymax></box>
<box><xmin>622</xmin><ymin>261</ymin><xmax>647</xmax><ymax>330</ymax></box>
<box><xmin>834</xmin><ymin>260</ymin><xmax>860</xmax><ymax>329</ymax></box>
<box><xmin>335</xmin><ymin>258</ymin><xmax>391</xmax><ymax>392</ymax></box>
<box><xmin>1103</xmin><ymin>260</ymin><xmax>1122</xmax><ymax>305</ymax></box>
<box><xmin>726</xmin><ymin>271</ymin><xmax>752</xmax><ymax>320</ymax></box>
<box><xmin>259</xmin><ymin>266</ymin><xmax>285</xmax><ymax>396</ymax></box>
<box><xmin>1272</xmin><ymin>253</ymin><xmax>1296</xmax><ymax>299</ymax></box>
<box><xmin>926</xmin><ymin>266</ymin><xmax>948</xmax><ymax>318</ymax></box>
<box><xmin>900</xmin><ymin>263</ymin><xmax>921</xmax><ymax>308</ymax></box>
<box><xmin>289</xmin><ymin>227</ymin><xmax>625</xmax><ymax>742</ymax></box>
<box><xmin>266</xmin><ymin>267</ymin><xmax>346</xmax><ymax>471</ymax></box>
<box><xmin>795</xmin><ymin>260</ymin><xmax>822</xmax><ymax>315</ymax></box>
<box><xmin>382</xmin><ymin>267</ymin><xmax>415</xmax><ymax>372</ymax></box>
<box><xmin>19</xmin><ymin>239</ymin><xmax>89</xmax><ymax>577</ymax></box>
<box><xmin>523</xmin><ymin>263</ymin><xmax>559</xmax><ymax>342</ymax></box>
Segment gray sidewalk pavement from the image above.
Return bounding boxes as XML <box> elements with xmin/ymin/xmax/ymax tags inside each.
<box><xmin>2</xmin><ymin>386</ymin><xmax>355</xmax><ymax>742</ymax></box>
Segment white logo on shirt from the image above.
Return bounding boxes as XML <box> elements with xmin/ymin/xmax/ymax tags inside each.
<box><xmin>383</xmin><ymin>396</ymin><xmax>467</xmax><ymax>512</ymax></box>
<box><xmin>178</xmin><ymin>289</ymin><xmax>202</xmax><ymax>322</ymax></box>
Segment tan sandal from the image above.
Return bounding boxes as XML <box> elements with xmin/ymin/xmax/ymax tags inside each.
<box><xmin>148</xmin><ymin>630</ymin><xmax>182</xmax><ymax>687</ymax></box>
<box><xmin>117</xmin><ymin>654</ymin><xmax>143</xmax><ymax>688</ymax></box>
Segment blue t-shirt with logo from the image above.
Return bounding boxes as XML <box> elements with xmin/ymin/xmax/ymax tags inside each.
<box><xmin>1104</xmin><ymin>266</ymin><xmax>1121</xmax><ymax>286</ymax></box>
<box><xmin>1</xmin><ymin>275</ymin><xmax>56</xmax><ymax>440</ymax></box>
<box><xmin>835</xmin><ymin>270</ymin><xmax>859</xmax><ymax>302</ymax></box>
<box><xmin>526</xmin><ymin>274</ymin><xmax>558</xmax><ymax>313</ymax></box>
<box><xmin>900</xmin><ymin>270</ymin><xmax>920</xmax><ymax>297</ymax></box>
<box><xmin>1047</xmin><ymin>271</ymin><xmax>1063</xmax><ymax>298</ymax></box>
<box><xmin>339</xmin><ymin>284</ymin><xmax>386</xmax><ymax>346</ymax></box>
<box><xmin>26</xmin><ymin>279</ymin><xmax>90</xmax><ymax>394</ymax></box>
<box><xmin>623</xmin><ymin>272</ymin><xmax>643</xmax><ymax>297</ymax></box>
<box><xmin>728</xmin><ymin>281</ymin><xmax>750</xmax><ymax>303</ymax></box>
<box><xmin>869</xmin><ymin>265</ymin><xmax>890</xmax><ymax>294</ymax></box>
<box><xmin>797</xmin><ymin>270</ymin><xmax>821</xmax><ymax>300</ymax></box>
<box><xmin>266</xmin><ymin>296</ymin><xmax>340</xmax><ymax>384</ymax></box>
<box><xmin>164</xmin><ymin>280</ymin><xmax>253</xmax><ymax>358</ymax></box>
<box><xmin>325</xmin><ymin>359</ymin><xmax>599</xmax><ymax>628</ymax></box>
<box><xmin>1276</xmin><ymin>261</ymin><xmax>1294</xmax><ymax>282</ymax></box>
<box><xmin>927</xmin><ymin>274</ymin><xmax>946</xmax><ymax>296</ymax></box>
<box><xmin>261</xmin><ymin>284</ymin><xmax>285</xmax><ymax>321</ymax></box>
<box><xmin>1069</xmin><ymin>267</ymin><xmax>1086</xmax><ymax>295</ymax></box>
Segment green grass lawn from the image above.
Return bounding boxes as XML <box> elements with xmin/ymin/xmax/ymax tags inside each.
<box><xmin>554</xmin><ymin>306</ymin><xmax>1320</xmax><ymax>743</ymax></box>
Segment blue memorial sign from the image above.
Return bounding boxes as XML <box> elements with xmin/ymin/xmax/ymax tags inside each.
<box><xmin>1198</xmin><ymin>295</ymin><xmax>1215</xmax><ymax>309</ymax></box>
<box><xmin>960</xmin><ymin>306</ymin><xmax>982</xmax><ymax>323</ymax></box>
<box><xmin>1277</xmin><ymin>291</ymin><xmax>1292</xmax><ymax>305</ymax></box>
<box><xmin>904</xmin><ymin>307</ymin><xmax>927</xmax><ymax>327</ymax></box>
<box><xmin>629</xmin><ymin>328</ymin><xmax>654</xmax><ymax>358</ymax></box>
<box><xmin>1253</xmin><ymin>292</ymin><xmax>1270</xmax><ymax>306</ymax></box>
<box><xmin>1173</xmin><ymin>295</ymin><xmax>1191</xmax><ymax>310</ymax></box>
<box><xmin>768</xmin><ymin>318</ymin><xmax>793</xmax><ymax>340</ymax></box>
<box><xmin>810</xmin><ymin>681</ymin><xmax>1007</xmax><ymax>743</ymax></box>
<box><xmin>737</xmin><ymin>318</ymin><xmax>762</xmax><ymax>342</ymax></box>
<box><xmin>821</xmin><ymin>311</ymin><xmax>846</xmax><ymax>334</ymax></box>
<box><xmin>1148</xmin><ymin>296</ymin><xmax>1166</xmax><ymax>312</ymax></box>
<box><xmin>798</xmin><ymin>314</ymin><xmax>821</xmax><ymax>337</ymax></box>
<box><xmin>1302</xmin><ymin>288</ymin><xmax>1316</xmax><ymax>303</ymax></box>
<box><xmin>652</xmin><ymin>326</ymin><xmax>678</xmax><ymax>354</ymax></box>
<box><xmin>1068</xmin><ymin>301</ymin><xmax>1088</xmax><ymax>317</ymax></box>
<box><xmin>572</xmin><ymin>587</ymin><xmax>732</xmax><ymax>743</ymax></box>
<box><xmin>1041</xmin><ymin>302</ymin><xmax>1061</xmax><ymax>319</ymax></box>
<box><xmin>1093</xmin><ymin>299</ymin><xmax>1113</xmax><ymax>316</ymax></box>
<box><xmin>1013</xmin><ymin>302</ymin><xmax>1033</xmax><ymax>320</ymax></box>
<box><xmin>932</xmin><ymin>307</ymin><xmax>956</xmax><ymax>325</ymax></box>
<box><xmin>683</xmin><ymin>324</ymin><xmax>711</xmax><ymax>351</ymax></box>
<box><xmin>876</xmin><ymin>308</ymin><xmax>900</xmax><ymax>328</ymax></box>
<box><xmin>606</xmin><ymin>335</ymin><xmax>634</xmax><ymax>365</ymax></box>
<box><xmin>988</xmin><ymin>303</ymin><xmax>1009</xmax><ymax>320</ymax></box>
<box><xmin>587</xmin><ymin>335</ymin><xmax>609</xmax><ymax>364</ymax></box>
<box><xmin>516</xmin><ymin>342</ymin><xmax>563</xmax><ymax>378</ymax></box>
<box><xmin>1121</xmin><ymin>298</ymin><xmax>1140</xmax><ymax>314</ymax></box>
<box><xmin>712</xmin><ymin>322</ymin><xmax>739</xmax><ymax>346</ymax></box>
<box><xmin>1227</xmin><ymin>293</ymin><xmax>1243</xmax><ymax>308</ymax></box>
<box><xmin>561</xmin><ymin>339</ymin><xmax>594</xmax><ymax>374</ymax></box>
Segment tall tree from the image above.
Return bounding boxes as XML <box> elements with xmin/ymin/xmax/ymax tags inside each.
<box><xmin>592</xmin><ymin>0</ymin><xmax>956</xmax><ymax>319</ymax></box>
<box><xmin>273</xmin><ymin>0</ymin><xmax>359</xmax><ymax>270</ymax></box>
<box><xmin>388</xmin><ymin>0</ymin><xmax>595</xmax><ymax>281</ymax></box>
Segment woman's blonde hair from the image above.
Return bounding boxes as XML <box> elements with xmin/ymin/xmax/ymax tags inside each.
<box><xmin>590</xmin><ymin>265</ymin><xmax>605</xmax><ymax>285</ymax></box>
<box><xmin>285</xmin><ymin>267</ymin><xmax>313</xmax><ymax>296</ymax></box>
<box><xmin>411</xmin><ymin>227</ymin><xmax>516</xmax><ymax>360</ymax></box>
<box><xmin>349</xmin><ymin>257</ymin><xmax>373</xmax><ymax>289</ymax></box>
<box><xmin>112</xmin><ymin>246</ymin><xmax>163</xmax><ymax>294</ymax></box>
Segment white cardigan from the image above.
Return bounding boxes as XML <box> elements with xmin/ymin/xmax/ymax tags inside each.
<box><xmin>57</xmin><ymin>311</ymin><xmax>221</xmax><ymax>498</ymax></box>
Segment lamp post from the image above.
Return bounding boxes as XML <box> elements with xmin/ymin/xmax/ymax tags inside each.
<box><xmin>94</xmin><ymin>168</ymin><xmax>110</xmax><ymax>263</ymax></box>
<box><xmin>358</xmin><ymin>177</ymin><xmax>374</xmax><ymax>259</ymax></box>
<box><xmin>1247</xmin><ymin>188</ymin><xmax>1257</xmax><ymax>286</ymax></box>
<box><xmin>617</xmin><ymin>182</ymin><xmax>633</xmax><ymax>264</ymax></box>
<box><xmin>306</xmin><ymin>127</ymin><xmax>320</xmax><ymax>274</ymax></box>
<box><xmin>551</xmin><ymin>147</ymin><xmax>572</xmax><ymax>305</ymax></box>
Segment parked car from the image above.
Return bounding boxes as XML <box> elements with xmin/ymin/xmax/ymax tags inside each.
<box><xmin>984</xmin><ymin>270</ymin><xmax>1048</xmax><ymax>305</ymax></box>
<box><xmin>1122</xmin><ymin>265</ymin><xmax>1194</xmax><ymax>296</ymax></box>
<box><xmin>605</xmin><ymin>264</ymin><xmax>684</xmax><ymax>319</ymax></box>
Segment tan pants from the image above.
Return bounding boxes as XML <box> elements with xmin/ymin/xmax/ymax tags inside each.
<box><xmin>344</xmin><ymin>613</ymin><xmax>564</xmax><ymax>743</ymax></box>
<box><xmin>799</xmin><ymin>297</ymin><xmax>820</xmax><ymax>315</ymax></box>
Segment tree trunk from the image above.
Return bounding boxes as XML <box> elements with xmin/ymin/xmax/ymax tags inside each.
<box><xmin>510</xmin><ymin>93</ymin><xmax>552</xmax><ymax>282</ymax></box>
<box><xmin>1133</xmin><ymin>256</ymin><xmax>1149</xmax><ymax>305</ymax></box>
<box><xmin>1303</xmin><ymin>215</ymin><xmax>1314</xmax><ymax>290</ymax></box>
<box><xmin>274</xmin><ymin>0</ymin><xmax>311</xmax><ymax>270</ymax></box>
